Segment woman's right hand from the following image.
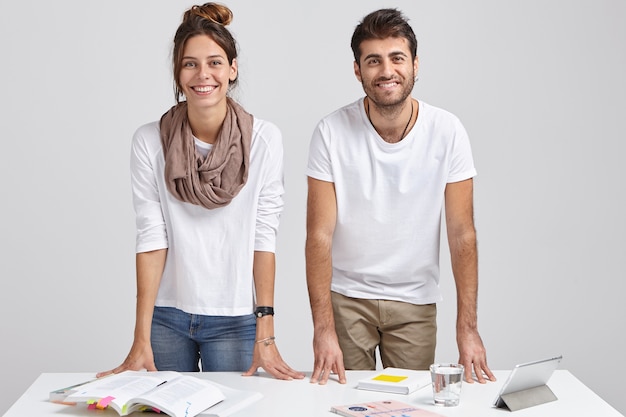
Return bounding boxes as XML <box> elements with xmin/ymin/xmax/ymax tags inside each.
<box><xmin>96</xmin><ymin>339</ymin><xmax>157</xmax><ymax>378</ymax></box>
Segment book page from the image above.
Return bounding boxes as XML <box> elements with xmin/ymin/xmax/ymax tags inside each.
<box><xmin>198</xmin><ymin>380</ymin><xmax>263</xmax><ymax>417</ymax></box>
<box><xmin>130</xmin><ymin>376</ymin><xmax>225</xmax><ymax>417</ymax></box>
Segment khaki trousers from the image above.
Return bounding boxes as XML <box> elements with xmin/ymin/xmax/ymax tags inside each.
<box><xmin>331</xmin><ymin>291</ymin><xmax>437</xmax><ymax>370</ymax></box>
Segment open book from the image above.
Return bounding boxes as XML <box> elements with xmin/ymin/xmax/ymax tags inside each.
<box><xmin>60</xmin><ymin>370</ymin><xmax>260</xmax><ymax>417</ymax></box>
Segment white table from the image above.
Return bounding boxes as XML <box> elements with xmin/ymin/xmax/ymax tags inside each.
<box><xmin>4</xmin><ymin>370</ymin><xmax>623</xmax><ymax>416</ymax></box>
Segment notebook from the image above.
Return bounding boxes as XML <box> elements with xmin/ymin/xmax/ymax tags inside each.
<box><xmin>356</xmin><ymin>367</ymin><xmax>430</xmax><ymax>394</ymax></box>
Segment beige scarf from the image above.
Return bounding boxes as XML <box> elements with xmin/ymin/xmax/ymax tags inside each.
<box><xmin>160</xmin><ymin>98</ymin><xmax>253</xmax><ymax>209</ymax></box>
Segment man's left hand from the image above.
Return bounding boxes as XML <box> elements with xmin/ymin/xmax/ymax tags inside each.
<box><xmin>457</xmin><ymin>328</ymin><xmax>496</xmax><ymax>383</ymax></box>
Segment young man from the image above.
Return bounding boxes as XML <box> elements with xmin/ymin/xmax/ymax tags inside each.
<box><xmin>305</xmin><ymin>8</ymin><xmax>495</xmax><ymax>385</ymax></box>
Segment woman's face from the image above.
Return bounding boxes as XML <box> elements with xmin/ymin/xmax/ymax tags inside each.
<box><xmin>178</xmin><ymin>34</ymin><xmax>237</xmax><ymax>110</ymax></box>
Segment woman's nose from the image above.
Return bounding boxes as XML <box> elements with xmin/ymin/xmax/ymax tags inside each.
<box><xmin>199</xmin><ymin>63</ymin><xmax>211</xmax><ymax>79</ymax></box>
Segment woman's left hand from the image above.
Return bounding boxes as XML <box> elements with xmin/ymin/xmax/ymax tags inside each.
<box><xmin>242</xmin><ymin>339</ymin><xmax>305</xmax><ymax>380</ymax></box>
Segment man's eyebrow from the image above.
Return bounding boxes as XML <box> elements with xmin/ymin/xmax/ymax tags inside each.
<box><xmin>389</xmin><ymin>50</ymin><xmax>409</xmax><ymax>58</ymax></box>
<box><xmin>363</xmin><ymin>51</ymin><xmax>408</xmax><ymax>61</ymax></box>
<box><xmin>363</xmin><ymin>53</ymin><xmax>383</xmax><ymax>61</ymax></box>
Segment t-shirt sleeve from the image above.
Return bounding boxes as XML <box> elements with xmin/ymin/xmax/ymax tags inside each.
<box><xmin>447</xmin><ymin>117</ymin><xmax>477</xmax><ymax>183</ymax></box>
<box><xmin>306</xmin><ymin>120</ymin><xmax>334</xmax><ymax>182</ymax></box>
<box><xmin>130</xmin><ymin>124</ymin><xmax>169</xmax><ymax>253</ymax></box>
<box><xmin>254</xmin><ymin>123</ymin><xmax>285</xmax><ymax>253</ymax></box>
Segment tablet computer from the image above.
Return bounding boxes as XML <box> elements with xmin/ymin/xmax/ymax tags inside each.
<box><xmin>493</xmin><ymin>355</ymin><xmax>562</xmax><ymax>409</ymax></box>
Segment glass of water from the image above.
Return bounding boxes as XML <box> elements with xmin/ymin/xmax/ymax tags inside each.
<box><xmin>430</xmin><ymin>363</ymin><xmax>464</xmax><ymax>406</ymax></box>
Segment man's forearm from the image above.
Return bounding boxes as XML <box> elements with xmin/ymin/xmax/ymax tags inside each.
<box><xmin>305</xmin><ymin>235</ymin><xmax>335</xmax><ymax>332</ymax></box>
<box><xmin>449</xmin><ymin>230</ymin><xmax>479</xmax><ymax>331</ymax></box>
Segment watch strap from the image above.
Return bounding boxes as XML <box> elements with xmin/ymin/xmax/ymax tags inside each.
<box><xmin>254</xmin><ymin>306</ymin><xmax>275</xmax><ymax>318</ymax></box>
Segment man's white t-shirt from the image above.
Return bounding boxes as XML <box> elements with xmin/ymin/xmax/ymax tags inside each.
<box><xmin>306</xmin><ymin>98</ymin><xmax>476</xmax><ymax>305</ymax></box>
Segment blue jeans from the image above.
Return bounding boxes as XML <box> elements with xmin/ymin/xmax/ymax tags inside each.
<box><xmin>151</xmin><ymin>306</ymin><xmax>256</xmax><ymax>372</ymax></box>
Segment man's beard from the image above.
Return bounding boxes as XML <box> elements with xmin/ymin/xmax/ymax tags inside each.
<box><xmin>362</xmin><ymin>74</ymin><xmax>415</xmax><ymax>114</ymax></box>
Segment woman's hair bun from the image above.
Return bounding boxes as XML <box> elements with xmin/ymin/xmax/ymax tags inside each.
<box><xmin>185</xmin><ymin>2</ymin><xmax>233</xmax><ymax>26</ymax></box>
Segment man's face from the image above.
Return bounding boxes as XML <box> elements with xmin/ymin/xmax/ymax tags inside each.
<box><xmin>354</xmin><ymin>37</ymin><xmax>418</xmax><ymax>108</ymax></box>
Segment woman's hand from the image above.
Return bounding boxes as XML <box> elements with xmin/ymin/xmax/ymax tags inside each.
<box><xmin>242</xmin><ymin>339</ymin><xmax>305</xmax><ymax>380</ymax></box>
<box><xmin>96</xmin><ymin>339</ymin><xmax>157</xmax><ymax>378</ymax></box>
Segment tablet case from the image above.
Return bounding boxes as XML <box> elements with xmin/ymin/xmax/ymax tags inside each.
<box><xmin>498</xmin><ymin>384</ymin><xmax>558</xmax><ymax>411</ymax></box>
<box><xmin>494</xmin><ymin>355</ymin><xmax>562</xmax><ymax>412</ymax></box>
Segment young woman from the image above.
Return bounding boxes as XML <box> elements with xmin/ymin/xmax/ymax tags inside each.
<box><xmin>98</xmin><ymin>3</ymin><xmax>303</xmax><ymax>380</ymax></box>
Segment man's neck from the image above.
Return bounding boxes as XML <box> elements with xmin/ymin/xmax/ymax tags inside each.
<box><xmin>365</xmin><ymin>97</ymin><xmax>417</xmax><ymax>143</ymax></box>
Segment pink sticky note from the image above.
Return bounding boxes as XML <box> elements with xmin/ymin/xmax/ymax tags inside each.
<box><xmin>96</xmin><ymin>396</ymin><xmax>115</xmax><ymax>410</ymax></box>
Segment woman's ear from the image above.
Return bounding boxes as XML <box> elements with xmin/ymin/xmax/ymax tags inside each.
<box><xmin>229</xmin><ymin>58</ymin><xmax>238</xmax><ymax>83</ymax></box>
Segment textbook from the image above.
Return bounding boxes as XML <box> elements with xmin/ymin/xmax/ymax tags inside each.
<box><xmin>60</xmin><ymin>370</ymin><xmax>259</xmax><ymax>417</ymax></box>
<box><xmin>356</xmin><ymin>367</ymin><xmax>430</xmax><ymax>395</ymax></box>
<box><xmin>49</xmin><ymin>379</ymin><xmax>95</xmax><ymax>404</ymax></box>
<box><xmin>331</xmin><ymin>399</ymin><xmax>444</xmax><ymax>417</ymax></box>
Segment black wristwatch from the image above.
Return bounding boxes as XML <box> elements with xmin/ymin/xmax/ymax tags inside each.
<box><xmin>254</xmin><ymin>306</ymin><xmax>275</xmax><ymax>318</ymax></box>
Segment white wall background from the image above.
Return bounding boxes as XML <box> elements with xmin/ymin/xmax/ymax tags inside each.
<box><xmin>1</xmin><ymin>0</ymin><xmax>624</xmax><ymax>415</ymax></box>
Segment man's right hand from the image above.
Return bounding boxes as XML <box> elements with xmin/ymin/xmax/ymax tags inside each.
<box><xmin>310</xmin><ymin>329</ymin><xmax>346</xmax><ymax>385</ymax></box>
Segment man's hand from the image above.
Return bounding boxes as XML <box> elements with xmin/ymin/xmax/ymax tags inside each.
<box><xmin>310</xmin><ymin>329</ymin><xmax>346</xmax><ymax>385</ymax></box>
<box><xmin>457</xmin><ymin>327</ymin><xmax>496</xmax><ymax>383</ymax></box>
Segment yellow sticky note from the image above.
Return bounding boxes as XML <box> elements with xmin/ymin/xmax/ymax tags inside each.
<box><xmin>372</xmin><ymin>374</ymin><xmax>408</xmax><ymax>383</ymax></box>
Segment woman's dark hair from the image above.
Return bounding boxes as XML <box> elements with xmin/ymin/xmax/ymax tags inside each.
<box><xmin>350</xmin><ymin>8</ymin><xmax>418</xmax><ymax>65</ymax></box>
<box><xmin>172</xmin><ymin>2</ymin><xmax>238</xmax><ymax>102</ymax></box>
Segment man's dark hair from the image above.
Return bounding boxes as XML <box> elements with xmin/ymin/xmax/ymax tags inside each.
<box><xmin>350</xmin><ymin>8</ymin><xmax>418</xmax><ymax>65</ymax></box>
